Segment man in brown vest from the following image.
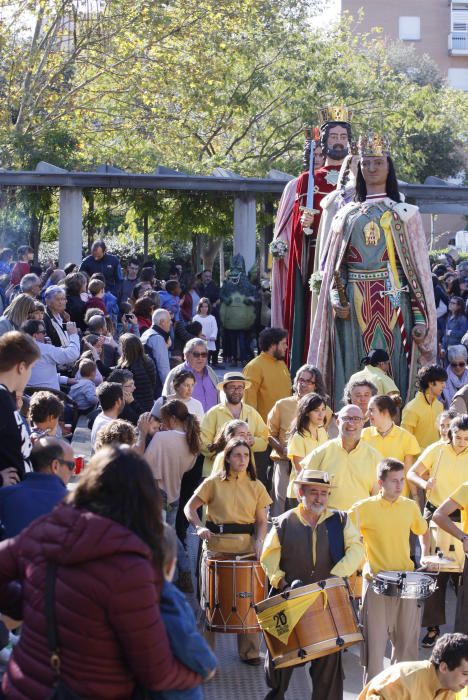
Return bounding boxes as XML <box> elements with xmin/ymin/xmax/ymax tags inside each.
<box><xmin>260</xmin><ymin>469</ymin><xmax>364</xmax><ymax>700</ymax></box>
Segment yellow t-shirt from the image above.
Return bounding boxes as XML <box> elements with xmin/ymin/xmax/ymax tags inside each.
<box><xmin>243</xmin><ymin>352</ymin><xmax>292</xmax><ymax>421</ymax></box>
<box><xmin>194</xmin><ymin>469</ymin><xmax>272</xmax><ymax>553</ymax></box>
<box><xmin>348</xmin><ymin>365</ymin><xmax>399</xmax><ymax>397</ymax></box>
<box><xmin>450</xmin><ymin>481</ymin><xmax>468</xmax><ymax>535</ymax></box>
<box><xmin>417</xmin><ymin>442</ymin><xmax>468</xmax><ymax>507</ymax></box>
<box><xmin>301</xmin><ymin>438</ymin><xmax>382</xmax><ymax>510</ymax></box>
<box><xmin>349</xmin><ymin>494</ymin><xmax>427</xmax><ymax>575</ymax></box>
<box><xmin>401</xmin><ymin>392</ymin><xmax>443</xmax><ymax>450</ymax></box>
<box><xmin>286</xmin><ymin>427</ymin><xmax>328</xmax><ymax>498</ymax></box>
<box><xmin>357</xmin><ymin>660</ymin><xmax>456</xmax><ymax>700</ymax></box>
<box><xmin>361</xmin><ymin>425</ymin><xmax>420</xmax><ymax>497</ymax></box>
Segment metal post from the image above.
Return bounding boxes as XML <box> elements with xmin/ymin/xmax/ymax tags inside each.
<box><xmin>59</xmin><ymin>188</ymin><xmax>83</xmax><ymax>266</ymax></box>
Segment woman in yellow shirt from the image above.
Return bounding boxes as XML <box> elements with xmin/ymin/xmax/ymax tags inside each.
<box><xmin>286</xmin><ymin>393</ymin><xmax>328</xmax><ymax>507</ymax></box>
<box><xmin>184</xmin><ymin>438</ymin><xmax>272</xmax><ymax>665</ymax></box>
<box><xmin>362</xmin><ymin>395</ymin><xmax>420</xmax><ymax>497</ymax></box>
<box><xmin>208</xmin><ymin>419</ymin><xmax>253</xmax><ymax>475</ymax></box>
<box><xmin>407</xmin><ymin>414</ymin><xmax>468</xmax><ymax>646</ymax></box>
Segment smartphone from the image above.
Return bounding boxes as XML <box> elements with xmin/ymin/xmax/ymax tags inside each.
<box><xmin>125</xmin><ymin>314</ymin><xmax>133</xmax><ymax>321</ymax></box>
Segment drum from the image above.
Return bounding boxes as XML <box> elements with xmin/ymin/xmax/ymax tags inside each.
<box><xmin>371</xmin><ymin>571</ymin><xmax>436</xmax><ymax>600</ymax></box>
<box><xmin>347</xmin><ymin>570</ymin><xmax>363</xmax><ymax>599</ymax></box>
<box><xmin>255</xmin><ymin>577</ymin><xmax>362</xmax><ymax>669</ymax></box>
<box><xmin>426</xmin><ymin>521</ymin><xmax>465</xmax><ymax>573</ymax></box>
<box><xmin>203</xmin><ymin>555</ymin><xmax>266</xmax><ymax>633</ymax></box>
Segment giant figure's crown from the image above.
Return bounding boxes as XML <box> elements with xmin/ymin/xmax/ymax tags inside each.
<box><xmin>358</xmin><ymin>131</ymin><xmax>391</xmax><ymax>157</ymax></box>
<box><xmin>318</xmin><ymin>105</ymin><xmax>352</xmax><ymax>125</ymax></box>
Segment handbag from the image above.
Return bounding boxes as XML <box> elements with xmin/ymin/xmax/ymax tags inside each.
<box><xmin>45</xmin><ymin>562</ymin><xmax>84</xmax><ymax>700</ymax></box>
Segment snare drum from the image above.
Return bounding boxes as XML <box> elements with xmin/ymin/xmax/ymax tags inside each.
<box><xmin>427</xmin><ymin>521</ymin><xmax>465</xmax><ymax>573</ymax></box>
<box><xmin>255</xmin><ymin>577</ymin><xmax>363</xmax><ymax>669</ymax></box>
<box><xmin>347</xmin><ymin>570</ymin><xmax>363</xmax><ymax>599</ymax></box>
<box><xmin>202</xmin><ymin>555</ymin><xmax>266</xmax><ymax>633</ymax></box>
<box><xmin>371</xmin><ymin>571</ymin><xmax>436</xmax><ymax>600</ymax></box>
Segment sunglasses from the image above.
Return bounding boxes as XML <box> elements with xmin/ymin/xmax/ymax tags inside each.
<box><xmin>191</xmin><ymin>352</ymin><xmax>208</xmax><ymax>358</ymax></box>
<box><xmin>59</xmin><ymin>459</ymin><xmax>76</xmax><ymax>471</ymax></box>
<box><xmin>451</xmin><ymin>362</ymin><xmax>466</xmax><ymax>368</ymax></box>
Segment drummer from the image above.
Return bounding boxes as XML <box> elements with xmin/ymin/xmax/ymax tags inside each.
<box><xmin>407</xmin><ymin>415</ymin><xmax>468</xmax><ymax>646</ymax></box>
<box><xmin>433</xmin><ymin>481</ymin><xmax>468</xmax><ymax>635</ymax></box>
<box><xmin>358</xmin><ymin>632</ymin><xmax>468</xmax><ymax>699</ymax></box>
<box><xmin>260</xmin><ymin>469</ymin><xmax>364</xmax><ymax>700</ymax></box>
<box><xmin>349</xmin><ymin>458</ymin><xmax>428</xmax><ymax>683</ymax></box>
<box><xmin>184</xmin><ymin>437</ymin><xmax>272</xmax><ymax>665</ymax></box>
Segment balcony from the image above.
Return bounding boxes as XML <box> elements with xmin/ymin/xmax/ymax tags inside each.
<box><xmin>449</xmin><ymin>31</ymin><xmax>468</xmax><ymax>54</ymax></box>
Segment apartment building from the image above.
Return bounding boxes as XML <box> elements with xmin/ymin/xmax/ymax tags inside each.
<box><xmin>341</xmin><ymin>0</ymin><xmax>468</xmax><ymax>90</ymax></box>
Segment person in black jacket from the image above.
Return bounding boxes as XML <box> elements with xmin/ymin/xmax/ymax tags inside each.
<box><xmin>0</xmin><ymin>331</ymin><xmax>40</xmax><ymax>485</ymax></box>
<box><xmin>116</xmin><ymin>334</ymin><xmax>157</xmax><ymax>412</ymax></box>
<box><xmin>79</xmin><ymin>240</ymin><xmax>122</xmax><ymax>297</ymax></box>
<box><xmin>65</xmin><ymin>272</ymin><xmax>87</xmax><ymax>332</ymax></box>
<box><xmin>107</xmin><ymin>368</ymin><xmax>146</xmax><ymax>426</ymax></box>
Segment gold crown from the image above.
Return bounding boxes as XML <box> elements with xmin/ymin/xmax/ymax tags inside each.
<box><xmin>318</xmin><ymin>105</ymin><xmax>352</xmax><ymax>125</ymax></box>
<box><xmin>358</xmin><ymin>131</ymin><xmax>391</xmax><ymax>157</ymax></box>
<box><xmin>303</xmin><ymin>125</ymin><xmax>320</xmax><ymax>141</ymax></box>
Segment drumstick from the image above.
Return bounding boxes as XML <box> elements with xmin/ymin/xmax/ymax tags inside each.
<box><xmin>426</xmin><ymin>448</ymin><xmax>443</xmax><ymax>497</ymax></box>
<box><xmin>236</xmin><ymin>553</ymin><xmax>255</xmax><ymax>561</ymax></box>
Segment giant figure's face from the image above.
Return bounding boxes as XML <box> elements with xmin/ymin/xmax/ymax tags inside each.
<box><xmin>324</xmin><ymin>125</ymin><xmax>349</xmax><ymax>161</ymax></box>
<box><xmin>360</xmin><ymin>156</ymin><xmax>389</xmax><ymax>190</ymax></box>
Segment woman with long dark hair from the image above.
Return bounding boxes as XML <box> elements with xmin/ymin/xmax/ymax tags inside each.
<box><xmin>145</xmin><ymin>399</ymin><xmax>201</xmax><ymax>523</ymax></box>
<box><xmin>117</xmin><ymin>332</ymin><xmax>157</xmax><ymax>411</ymax></box>
<box><xmin>0</xmin><ymin>445</ymin><xmax>200</xmax><ymax>698</ymax></box>
<box><xmin>185</xmin><ymin>437</ymin><xmax>271</xmax><ymax>665</ymax></box>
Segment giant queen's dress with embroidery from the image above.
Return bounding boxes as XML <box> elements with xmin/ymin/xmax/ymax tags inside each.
<box><xmin>308</xmin><ymin>194</ymin><xmax>437</xmax><ymax>407</ymax></box>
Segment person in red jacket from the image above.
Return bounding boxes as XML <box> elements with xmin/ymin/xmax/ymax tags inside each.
<box><xmin>0</xmin><ymin>445</ymin><xmax>201</xmax><ymax>700</ymax></box>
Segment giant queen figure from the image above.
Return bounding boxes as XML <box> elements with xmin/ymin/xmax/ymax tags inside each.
<box><xmin>308</xmin><ymin>132</ymin><xmax>437</xmax><ymax>407</ymax></box>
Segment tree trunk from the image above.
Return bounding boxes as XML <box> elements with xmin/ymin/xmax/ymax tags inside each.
<box><xmin>29</xmin><ymin>214</ymin><xmax>40</xmax><ymax>264</ymax></box>
<box><xmin>143</xmin><ymin>213</ymin><xmax>149</xmax><ymax>257</ymax></box>
<box><xmin>201</xmin><ymin>235</ymin><xmax>222</xmax><ymax>271</ymax></box>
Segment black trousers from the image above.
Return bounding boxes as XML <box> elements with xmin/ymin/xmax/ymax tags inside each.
<box><xmin>422</xmin><ymin>571</ymin><xmax>459</xmax><ymax>627</ymax></box>
<box><xmin>175</xmin><ymin>454</ymin><xmax>204</xmax><ymax>545</ymax></box>
<box><xmin>264</xmin><ymin>649</ymin><xmax>343</xmax><ymax>700</ymax></box>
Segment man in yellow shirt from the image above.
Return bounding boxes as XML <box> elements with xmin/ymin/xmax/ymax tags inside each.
<box><xmin>243</xmin><ymin>327</ymin><xmax>292</xmax><ymax>422</ymax></box>
<box><xmin>261</xmin><ymin>469</ymin><xmax>364</xmax><ymax>700</ymax></box>
<box><xmin>358</xmin><ymin>632</ymin><xmax>468</xmax><ymax>699</ymax></box>
<box><xmin>301</xmin><ymin>404</ymin><xmax>381</xmax><ymax>510</ymax></box>
<box><xmin>349</xmin><ymin>458</ymin><xmax>428</xmax><ymax>683</ymax></box>
<box><xmin>200</xmin><ymin>372</ymin><xmax>268</xmax><ymax>476</ymax></box>
<box><xmin>401</xmin><ymin>364</ymin><xmax>447</xmax><ymax>450</ymax></box>
<box><xmin>434</xmin><ymin>481</ymin><xmax>468</xmax><ymax>635</ymax></box>
<box><xmin>348</xmin><ymin>348</ymin><xmax>400</xmax><ymax>398</ymax></box>
<box><xmin>267</xmin><ymin>364</ymin><xmax>330</xmax><ymax>517</ymax></box>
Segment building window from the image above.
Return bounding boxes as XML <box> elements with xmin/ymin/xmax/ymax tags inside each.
<box><xmin>399</xmin><ymin>16</ymin><xmax>421</xmax><ymax>41</ymax></box>
<box><xmin>448</xmin><ymin>68</ymin><xmax>468</xmax><ymax>90</ymax></box>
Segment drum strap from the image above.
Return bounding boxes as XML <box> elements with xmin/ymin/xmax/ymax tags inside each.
<box><xmin>206</xmin><ymin>521</ymin><xmax>255</xmax><ymax>535</ymax></box>
<box><xmin>325</xmin><ymin>512</ymin><xmax>346</xmax><ymax>565</ymax></box>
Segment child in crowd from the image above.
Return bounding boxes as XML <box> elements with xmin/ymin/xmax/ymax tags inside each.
<box><xmin>193</xmin><ymin>297</ymin><xmax>218</xmax><ymax>367</ymax></box>
<box><xmin>159</xmin><ymin>280</ymin><xmax>181</xmax><ymax>322</ymax></box>
<box><xmin>86</xmin><ymin>279</ymin><xmax>107</xmax><ymax>314</ymax></box>
<box><xmin>29</xmin><ymin>391</ymin><xmax>64</xmax><ymax>442</ymax></box>
<box><xmin>149</xmin><ymin>523</ymin><xmax>217</xmax><ymax>700</ymax></box>
<box><xmin>69</xmin><ymin>359</ymin><xmax>98</xmax><ymax>413</ymax></box>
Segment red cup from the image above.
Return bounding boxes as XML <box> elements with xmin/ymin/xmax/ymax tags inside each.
<box><xmin>74</xmin><ymin>456</ymin><xmax>85</xmax><ymax>475</ymax></box>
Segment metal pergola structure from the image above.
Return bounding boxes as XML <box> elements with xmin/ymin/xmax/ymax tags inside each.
<box><xmin>1</xmin><ymin>162</ymin><xmax>467</xmax><ymax>268</ymax></box>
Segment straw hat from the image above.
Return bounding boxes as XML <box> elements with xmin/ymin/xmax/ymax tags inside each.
<box><xmin>216</xmin><ymin>371</ymin><xmax>252</xmax><ymax>391</ymax></box>
<box><xmin>293</xmin><ymin>469</ymin><xmax>336</xmax><ymax>487</ymax></box>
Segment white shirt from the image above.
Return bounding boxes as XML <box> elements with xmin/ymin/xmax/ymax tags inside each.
<box><xmin>28</xmin><ymin>335</ymin><xmax>80</xmax><ymax>390</ymax></box>
<box><xmin>91</xmin><ymin>413</ymin><xmax>114</xmax><ymax>446</ymax></box>
<box><xmin>192</xmin><ymin>314</ymin><xmax>218</xmax><ymax>351</ymax></box>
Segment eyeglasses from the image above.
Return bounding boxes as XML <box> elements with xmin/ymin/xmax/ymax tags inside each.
<box><xmin>451</xmin><ymin>362</ymin><xmax>466</xmax><ymax>368</ymax></box>
<box><xmin>298</xmin><ymin>378</ymin><xmax>316</xmax><ymax>385</ymax></box>
<box><xmin>59</xmin><ymin>459</ymin><xmax>76</xmax><ymax>471</ymax></box>
<box><xmin>191</xmin><ymin>352</ymin><xmax>208</xmax><ymax>358</ymax></box>
<box><xmin>340</xmin><ymin>416</ymin><xmax>364</xmax><ymax>423</ymax></box>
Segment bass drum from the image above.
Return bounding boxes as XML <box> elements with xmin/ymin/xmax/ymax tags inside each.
<box><xmin>256</xmin><ymin>577</ymin><xmax>362</xmax><ymax>669</ymax></box>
